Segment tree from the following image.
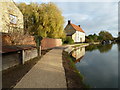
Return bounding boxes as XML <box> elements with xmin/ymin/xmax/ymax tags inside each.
<box><xmin>85</xmin><ymin>34</ymin><xmax>98</xmax><ymax>43</ymax></box>
<box><xmin>99</xmin><ymin>31</ymin><xmax>114</xmax><ymax>40</ymax></box>
<box><xmin>17</xmin><ymin>2</ymin><xmax>65</xmax><ymax>56</ymax></box>
<box><xmin>17</xmin><ymin>2</ymin><xmax>65</xmax><ymax>39</ymax></box>
<box><xmin>17</xmin><ymin>3</ymin><xmax>35</xmax><ymax>34</ymax></box>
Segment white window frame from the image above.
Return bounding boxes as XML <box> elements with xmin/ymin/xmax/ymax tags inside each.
<box><xmin>9</xmin><ymin>14</ymin><xmax>17</xmax><ymax>24</ymax></box>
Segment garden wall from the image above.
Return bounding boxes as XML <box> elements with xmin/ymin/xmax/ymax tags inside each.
<box><xmin>23</xmin><ymin>48</ymin><xmax>37</xmax><ymax>62</ymax></box>
<box><xmin>41</xmin><ymin>38</ymin><xmax>62</xmax><ymax>50</ymax></box>
<box><xmin>2</xmin><ymin>33</ymin><xmax>36</xmax><ymax>46</ymax></box>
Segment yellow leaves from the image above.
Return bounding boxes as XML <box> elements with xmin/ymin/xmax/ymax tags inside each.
<box><xmin>17</xmin><ymin>2</ymin><xmax>65</xmax><ymax>38</ymax></box>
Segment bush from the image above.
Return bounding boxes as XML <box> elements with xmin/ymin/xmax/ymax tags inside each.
<box><xmin>63</xmin><ymin>37</ymin><xmax>74</xmax><ymax>44</ymax></box>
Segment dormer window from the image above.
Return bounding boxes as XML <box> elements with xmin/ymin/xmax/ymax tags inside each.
<box><xmin>9</xmin><ymin>14</ymin><xmax>17</xmax><ymax>24</ymax></box>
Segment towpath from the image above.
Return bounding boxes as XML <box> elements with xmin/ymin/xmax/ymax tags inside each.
<box><xmin>14</xmin><ymin>49</ymin><xmax>67</xmax><ymax>88</ymax></box>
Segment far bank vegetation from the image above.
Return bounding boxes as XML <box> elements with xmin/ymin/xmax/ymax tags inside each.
<box><xmin>85</xmin><ymin>31</ymin><xmax>114</xmax><ymax>43</ymax></box>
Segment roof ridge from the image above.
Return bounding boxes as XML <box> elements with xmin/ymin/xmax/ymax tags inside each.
<box><xmin>70</xmin><ymin>23</ymin><xmax>85</xmax><ymax>33</ymax></box>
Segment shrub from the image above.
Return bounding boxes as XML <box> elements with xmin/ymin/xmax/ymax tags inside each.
<box><xmin>63</xmin><ymin>36</ymin><xmax>74</xmax><ymax>44</ymax></box>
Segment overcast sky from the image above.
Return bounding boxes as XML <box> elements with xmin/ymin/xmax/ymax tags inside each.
<box><xmin>13</xmin><ymin>0</ymin><xmax>119</xmax><ymax>37</ymax></box>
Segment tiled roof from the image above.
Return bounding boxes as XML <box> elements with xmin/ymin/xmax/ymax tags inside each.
<box><xmin>71</xmin><ymin>23</ymin><xmax>85</xmax><ymax>33</ymax></box>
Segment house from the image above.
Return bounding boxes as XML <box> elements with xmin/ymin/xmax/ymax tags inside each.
<box><xmin>64</xmin><ymin>20</ymin><xmax>85</xmax><ymax>42</ymax></box>
<box><xmin>0</xmin><ymin>0</ymin><xmax>24</xmax><ymax>34</ymax></box>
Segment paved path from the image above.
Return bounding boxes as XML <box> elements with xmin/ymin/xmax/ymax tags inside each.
<box><xmin>14</xmin><ymin>49</ymin><xmax>67</xmax><ymax>88</ymax></box>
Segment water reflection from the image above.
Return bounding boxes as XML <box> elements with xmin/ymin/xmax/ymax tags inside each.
<box><xmin>71</xmin><ymin>43</ymin><xmax>118</xmax><ymax>88</ymax></box>
<box><xmin>71</xmin><ymin>44</ymin><xmax>113</xmax><ymax>64</ymax></box>
<box><xmin>117</xmin><ymin>43</ymin><xmax>120</xmax><ymax>89</ymax></box>
<box><xmin>85</xmin><ymin>44</ymin><xmax>113</xmax><ymax>53</ymax></box>
<box><xmin>71</xmin><ymin>47</ymin><xmax>85</xmax><ymax>63</ymax></box>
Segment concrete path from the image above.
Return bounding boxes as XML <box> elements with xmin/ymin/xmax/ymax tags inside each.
<box><xmin>14</xmin><ymin>49</ymin><xmax>67</xmax><ymax>88</ymax></box>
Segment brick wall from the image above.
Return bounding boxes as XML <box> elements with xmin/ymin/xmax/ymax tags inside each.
<box><xmin>41</xmin><ymin>38</ymin><xmax>62</xmax><ymax>50</ymax></box>
<box><xmin>2</xmin><ymin>34</ymin><xmax>36</xmax><ymax>46</ymax></box>
<box><xmin>2</xmin><ymin>34</ymin><xmax>12</xmax><ymax>46</ymax></box>
<box><xmin>19</xmin><ymin>36</ymin><xmax>36</xmax><ymax>46</ymax></box>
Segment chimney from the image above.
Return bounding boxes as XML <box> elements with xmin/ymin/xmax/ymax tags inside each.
<box><xmin>78</xmin><ymin>25</ymin><xmax>81</xmax><ymax>27</ymax></box>
<box><xmin>68</xmin><ymin>20</ymin><xmax>71</xmax><ymax>24</ymax></box>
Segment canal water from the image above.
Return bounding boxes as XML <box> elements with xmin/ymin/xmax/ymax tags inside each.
<box><xmin>71</xmin><ymin>43</ymin><xmax>119</xmax><ymax>88</ymax></box>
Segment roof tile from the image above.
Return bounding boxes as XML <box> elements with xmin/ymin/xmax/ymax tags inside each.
<box><xmin>71</xmin><ymin>23</ymin><xmax>85</xmax><ymax>33</ymax></box>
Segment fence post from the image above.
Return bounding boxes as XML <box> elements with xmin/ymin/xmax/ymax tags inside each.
<box><xmin>39</xmin><ymin>46</ymin><xmax>41</xmax><ymax>56</ymax></box>
<box><xmin>22</xmin><ymin>50</ymin><xmax>25</xmax><ymax>64</ymax></box>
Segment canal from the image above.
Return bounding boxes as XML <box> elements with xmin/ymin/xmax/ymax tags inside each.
<box><xmin>71</xmin><ymin>43</ymin><xmax>118</xmax><ymax>88</ymax></box>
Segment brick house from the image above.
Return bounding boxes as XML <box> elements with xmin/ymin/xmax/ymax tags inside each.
<box><xmin>64</xmin><ymin>20</ymin><xmax>85</xmax><ymax>42</ymax></box>
<box><xmin>0</xmin><ymin>0</ymin><xmax>24</xmax><ymax>34</ymax></box>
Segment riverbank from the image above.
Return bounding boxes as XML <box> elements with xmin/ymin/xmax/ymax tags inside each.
<box><xmin>62</xmin><ymin>51</ymin><xmax>89</xmax><ymax>88</ymax></box>
<box><xmin>62</xmin><ymin>42</ymin><xmax>101</xmax><ymax>88</ymax></box>
<box><xmin>2</xmin><ymin>42</ymin><xmax>100</xmax><ymax>88</ymax></box>
<box><xmin>63</xmin><ymin>42</ymin><xmax>100</xmax><ymax>53</ymax></box>
<box><xmin>64</xmin><ymin>42</ymin><xmax>100</xmax><ymax>49</ymax></box>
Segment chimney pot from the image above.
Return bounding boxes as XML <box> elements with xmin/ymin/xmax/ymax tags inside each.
<box><xmin>68</xmin><ymin>20</ymin><xmax>71</xmax><ymax>24</ymax></box>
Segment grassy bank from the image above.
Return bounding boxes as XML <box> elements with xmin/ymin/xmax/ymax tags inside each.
<box><xmin>62</xmin><ymin>51</ymin><xmax>90</xmax><ymax>88</ymax></box>
<box><xmin>72</xmin><ymin>43</ymin><xmax>89</xmax><ymax>48</ymax></box>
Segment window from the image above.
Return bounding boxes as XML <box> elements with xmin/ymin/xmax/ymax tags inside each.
<box><xmin>9</xmin><ymin>14</ymin><xmax>17</xmax><ymax>24</ymax></box>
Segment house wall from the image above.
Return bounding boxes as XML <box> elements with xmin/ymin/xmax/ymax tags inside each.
<box><xmin>73</xmin><ymin>31</ymin><xmax>85</xmax><ymax>42</ymax></box>
<box><xmin>41</xmin><ymin>38</ymin><xmax>62</xmax><ymax>50</ymax></box>
<box><xmin>64</xmin><ymin>24</ymin><xmax>76</xmax><ymax>35</ymax></box>
<box><xmin>71</xmin><ymin>33</ymin><xmax>76</xmax><ymax>42</ymax></box>
<box><xmin>0</xmin><ymin>0</ymin><xmax>23</xmax><ymax>33</ymax></box>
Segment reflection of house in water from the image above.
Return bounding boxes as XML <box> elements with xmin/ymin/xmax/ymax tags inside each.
<box><xmin>72</xmin><ymin>47</ymin><xmax>85</xmax><ymax>63</ymax></box>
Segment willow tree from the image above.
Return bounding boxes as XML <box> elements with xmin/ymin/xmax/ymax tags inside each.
<box><xmin>18</xmin><ymin>2</ymin><xmax>65</xmax><ymax>38</ymax></box>
<box><xmin>17</xmin><ymin>2</ymin><xmax>65</xmax><ymax>55</ymax></box>
<box><xmin>17</xmin><ymin>3</ymin><xmax>34</xmax><ymax>34</ymax></box>
<box><xmin>30</xmin><ymin>2</ymin><xmax>65</xmax><ymax>39</ymax></box>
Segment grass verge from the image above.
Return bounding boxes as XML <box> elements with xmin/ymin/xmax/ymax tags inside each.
<box><xmin>62</xmin><ymin>50</ymin><xmax>90</xmax><ymax>88</ymax></box>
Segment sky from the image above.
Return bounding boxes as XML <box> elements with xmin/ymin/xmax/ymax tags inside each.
<box><xmin>13</xmin><ymin>0</ymin><xmax>119</xmax><ymax>37</ymax></box>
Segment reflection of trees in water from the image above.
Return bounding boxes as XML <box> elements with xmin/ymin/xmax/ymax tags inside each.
<box><xmin>98</xmin><ymin>44</ymin><xmax>113</xmax><ymax>53</ymax></box>
<box><xmin>72</xmin><ymin>44</ymin><xmax>115</xmax><ymax>64</ymax></box>
<box><xmin>85</xmin><ymin>44</ymin><xmax>99</xmax><ymax>52</ymax></box>
<box><xmin>85</xmin><ymin>44</ymin><xmax>113</xmax><ymax>53</ymax></box>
